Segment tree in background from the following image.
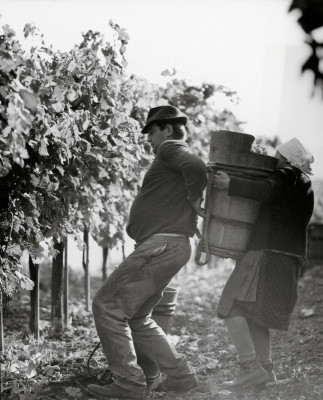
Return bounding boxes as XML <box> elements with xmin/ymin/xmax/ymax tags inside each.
<box><xmin>121</xmin><ymin>71</ymin><xmax>244</xmax><ymax>162</ymax></box>
<box><xmin>287</xmin><ymin>2</ymin><xmax>323</xmax><ymax>226</ymax></box>
<box><xmin>289</xmin><ymin>0</ymin><xmax>323</xmax><ymax>95</ymax></box>
<box><xmin>160</xmin><ymin>76</ymin><xmax>243</xmax><ymax>160</ymax></box>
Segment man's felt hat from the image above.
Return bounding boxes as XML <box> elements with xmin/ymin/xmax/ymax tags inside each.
<box><xmin>141</xmin><ymin>105</ymin><xmax>188</xmax><ymax>133</ymax></box>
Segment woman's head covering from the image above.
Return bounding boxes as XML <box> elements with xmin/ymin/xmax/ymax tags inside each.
<box><xmin>277</xmin><ymin>138</ymin><xmax>314</xmax><ymax>175</ymax></box>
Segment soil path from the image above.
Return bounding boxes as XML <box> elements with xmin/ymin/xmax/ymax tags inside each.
<box><xmin>2</xmin><ymin>260</ymin><xmax>323</xmax><ymax>400</ymax></box>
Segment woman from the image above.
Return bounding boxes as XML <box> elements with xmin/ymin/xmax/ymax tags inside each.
<box><xmin>213</xmin><ymin>138</ymin><xmax>314</xmax><ymax>390</ymax></box>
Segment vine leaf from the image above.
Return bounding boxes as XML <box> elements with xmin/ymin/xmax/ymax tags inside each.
<box><xmin>15</xmin><ymin>271</ymin><xmax>35</xmax><ymax>291</ymax></box>
<box><xmin>26</xmin><ymin>361</ymin><xmax>37</xmax><ymax>378</ymax></box>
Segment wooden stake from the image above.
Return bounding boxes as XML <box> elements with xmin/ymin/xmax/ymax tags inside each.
<box><xmin>0</xmin><ymin>290</ymin><xmax>4</xmax><ymax>352</ymax></box>
<box><xmin>51</xmin><ymin>241</ymin><xmax>64</xmax><ymax>333</ymax></box>
<box><xmin>0</xmin><ymin>290</ymin><xmax>3</xmax><ymax>396</ymax></box>
<box><xmin>102</xmin><ymin>247</ymin><xmax>108</xmax><ymax>281</ymax></box>
<box><xmin>83</xmin><ymin>228</ymin><xmax>90</xmax><ymax>311</ymax></box>
<box><xmin>29</xmin><ymin>258</ymin><xmax>39</xmax><ymax>340</ymax></box>
<box><xmin>122</xmin><ymin>242</ymin><xmax>126</xmax><ymax>260</ymax></box>
<box><xmin>63</xmin><ymin>236</ymin><xmax>69</xmax><ymax>327</ymax></box>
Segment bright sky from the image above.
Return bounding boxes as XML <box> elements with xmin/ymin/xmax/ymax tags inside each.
<box><xmin>2</xmin><ymin>0</ymin><xmax>323</xmax><ymax>177</ymax></box>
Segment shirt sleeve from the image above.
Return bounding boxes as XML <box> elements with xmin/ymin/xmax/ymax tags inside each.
<box><xmin>228</xmin><ymin>166</ymin><xmax>297</xmax><ymax>204</ymax></box>
<box><xmin>158</xmin><ymin>140</ymin><xmax>207</xmax><ymax>201</ymax></box>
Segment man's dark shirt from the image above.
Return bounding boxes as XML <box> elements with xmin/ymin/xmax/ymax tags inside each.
<box><xmin>127</xmin><ymin>140</ymin><xmax>207</xmax><ymax>243</ymax></box>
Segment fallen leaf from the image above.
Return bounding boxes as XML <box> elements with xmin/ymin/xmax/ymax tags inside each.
<box><xmin>207</xmin><ymin>376</ymin><xmax>219</xmax><ymax>395</ymax></box>
<box><xmin>197</xmin><ymin>336</ymin><xmax>214</xmax><ymax>352</ymax></box>
<box><xmin>218</xmin><ymin>389</ymin><xmax>232</xmax><ymax>396</ymax></box>
<box><xmin>9</xmin><ymin>363</ymin><xmax>20</xmax><ymax>373</ymax></box>
<box><xmin>300</xmin><ymin>308</ymin><xmax>315</xmax><ymax>317</ymax></box>
<box><xmin>65</xmin><ymin>387</ymin><xmax>82</xmax><ymax>397</ymax></box>
<box><xmin>43</xmin><ymin>365</ymin><xmax>60</xmax><ymax>376</ymax></box>
<box><xmin>168</xmin><ymin>334</ymin><xmax>180</xmax><ymax>346</ymax></box>
<box><xmin>26</xmin><ymin>361</ymin><xmax>37</xmax><ymax>378</ymax></box>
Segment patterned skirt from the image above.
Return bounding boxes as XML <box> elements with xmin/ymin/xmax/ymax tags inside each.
<box><xmin>216</xmin><ymin>250</ymin><xmax>302</xmax><ymax>330</ymax></box>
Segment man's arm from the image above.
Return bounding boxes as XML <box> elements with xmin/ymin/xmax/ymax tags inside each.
<box><xmin>159</xmin><ymin>140</ymin><xmax>207</xmax><ymax>216</ymax></box>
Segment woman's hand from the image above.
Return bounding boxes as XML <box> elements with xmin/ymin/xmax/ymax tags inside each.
<box><xmin>213</xmin><ymin>171</ymin><xmax>230</xmax><ymax>190</ymax></box>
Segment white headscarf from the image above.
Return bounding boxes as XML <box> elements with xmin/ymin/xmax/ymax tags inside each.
<box><xmin>277</xmin><ymin>138</ymin><xmax>314</xmax><ymax>175</ymax></box>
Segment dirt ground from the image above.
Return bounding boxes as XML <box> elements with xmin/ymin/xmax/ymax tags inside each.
<box><xmin>2</xmin><ymin>258</ymin><xmax>323</xmax><ymax>400</ymax></box>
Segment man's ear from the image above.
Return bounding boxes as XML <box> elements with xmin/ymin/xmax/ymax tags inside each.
<box><xmin>165</xmin><ymin>124</ymin><xmax>174</xmax><ymax>138</ymax></box>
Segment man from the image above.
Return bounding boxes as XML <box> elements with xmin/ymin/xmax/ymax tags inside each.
<box><xmin>88</xmin><ymin>105</ymin><xmax>207</xmax><ymax>399</ymax></box>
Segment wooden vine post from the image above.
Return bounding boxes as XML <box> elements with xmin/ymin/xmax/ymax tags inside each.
<box><xmin>102</xmin><ymin>247</ymin><xmax>108</xmax><ymax>281</ymax></box>
<box><xmin>0</xmin><ymin>290</ymin><xmax>3</xmax><ymax>394</ymax></box>
<box><xmin>51</xmin><ymin>241</ymin><xmax>65</xmax><ymax>333</ymax></box>
<box><xmin>122</xmin><ymin>242</ymin><xmax>126</xmax><ymax>261</ymax></box>
<box><xmin>83</xmin><ymin>228</ymin><xmax>90</xmax><ymax>311</ymax></box>
<box><xmin>29</xmin><ymin>257</ymin><xmax>40</xmax><ymax>340</ymax></box>
<box><xmin>63</xmin><ymin>236</ymin><xmax>69</xmax><ymax>327</ymax></box>
<box><xmin>0</xmin><ymin>290</ymin><xmax>4</xmax><ymax>353</ymax></box>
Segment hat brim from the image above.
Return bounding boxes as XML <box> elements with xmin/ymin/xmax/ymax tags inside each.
<box><xmin>141</xmin><ymin>116</ymin><xmax>188</xmax><ymax>133</ymax></box>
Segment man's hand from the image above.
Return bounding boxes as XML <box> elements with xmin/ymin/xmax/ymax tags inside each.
<box><xmin>213</xmin><ymin>171</ymin><xmax>230</xmax><ymax>190</ymax></box>
<box><xmin>189</xmin><ymin>198</ymin><xmax>206</xmax><ymax>218</ymax></box>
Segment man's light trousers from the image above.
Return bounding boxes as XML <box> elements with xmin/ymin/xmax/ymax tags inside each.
<box><xmin>92</xmin><ymin>234</ymin><xmax>194</xmax><ymax>393</ymax></box>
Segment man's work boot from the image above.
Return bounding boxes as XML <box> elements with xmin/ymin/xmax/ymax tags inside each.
<box><xmin>87</xmin><ymin>383</ymin><xmax>145</xmax><ymax>399</ymax></box>
<box><xmin>222</xmin><ymin>359</ymin><xmax>268</xmax><ymax>390</ymax></box>
<box><xmin>153</xmin><ymin>373</ymin><xmax>199</xmax><ymax>393</ymax></box>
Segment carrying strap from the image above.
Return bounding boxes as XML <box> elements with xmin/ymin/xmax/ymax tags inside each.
<box><xmin>195</xmin><ymin>227</ymin><xmax>202</xmax><ymax>239</ymax></box>
<box><xmin>195</xmin><ymin>169</ymin><xmax>215</xmax><ymax>266</ymax></box>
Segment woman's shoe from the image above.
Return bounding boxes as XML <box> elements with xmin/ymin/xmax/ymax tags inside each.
<box><xmin>222</xmin><ymin>359</ymin><xmax>268</xmax><ymax>390</ymax></box>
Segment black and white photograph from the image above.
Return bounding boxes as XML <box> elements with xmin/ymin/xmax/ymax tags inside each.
<box><xmin>0</xmin><ymin>1</ymin><xmax>323</xmax><ymax>399</ymax></box>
